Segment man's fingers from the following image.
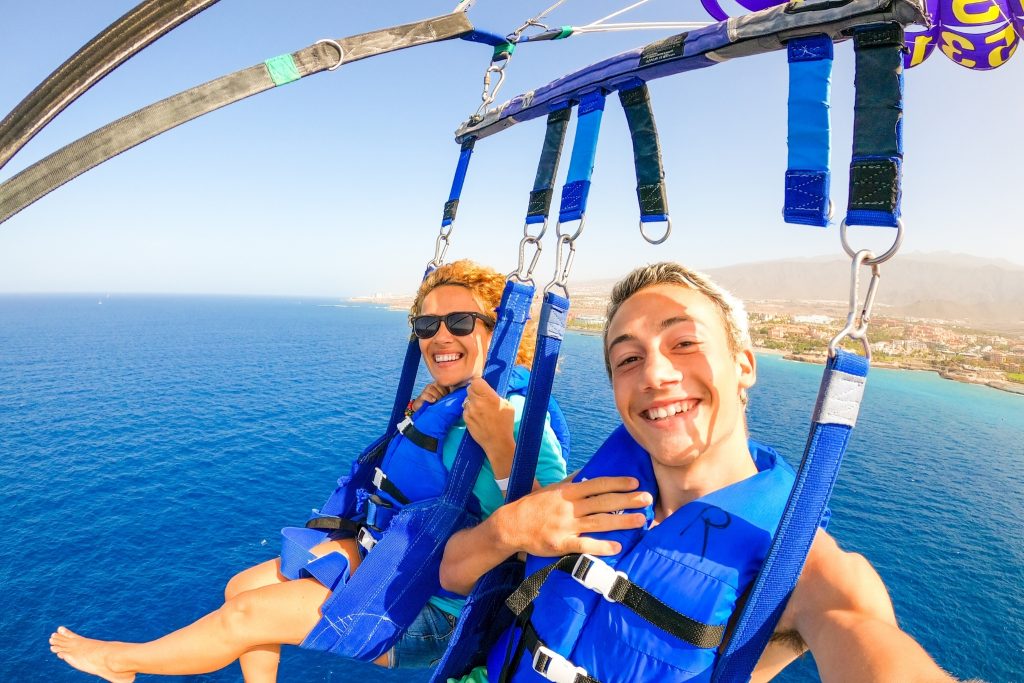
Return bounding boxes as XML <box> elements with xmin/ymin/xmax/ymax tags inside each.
<box><xmin>577</xmin><ymin>491</ymin><xmax>652</xmax><ymax>517</ymax></box>
<box><xmin>569</xmin><ymin>476</ymin><xmax>642</xmax><ymax>499</ymax></box>
<box><xmin>575</xmin><ymin>538</ymin><xmax>623</xmax><ymax>558</ymax></box>
<box><xmin>577</xmin><ymin>512</ymin><xmax>647</xmax><ymax>535</ymax></box>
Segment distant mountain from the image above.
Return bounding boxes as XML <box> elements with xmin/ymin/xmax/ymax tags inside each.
<box><xmin>579</xmin><ymin>253</ymin><xmax>1024</xmax><ymax>329</ymax></box>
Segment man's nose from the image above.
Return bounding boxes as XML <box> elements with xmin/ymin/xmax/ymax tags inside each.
<box><xmin>643</xmin><ymin>349</ymin><xmax>682</xmax><ymax>388</ymax></box>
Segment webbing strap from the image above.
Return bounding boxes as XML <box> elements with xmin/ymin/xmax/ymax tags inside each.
<box><xmin>385</xmin><ymin>265</ymin><xmax>435</xmax><ymax>439</ymax></box>
<box><xmin>304</xmin><ymin>515</ymin><xmax>361</xmax><ymax>533</ymax></box>
<box><xmin>442</xmin><ymin>280</ymin><xmax>535</xmax><ymax>506</ymax></box>
<box><xmin>0</xmin><ymin>0</ymin><xmax>222</xmax><ymax>171</ymax></box>
<box><xmin>443</xmin><ymin>139</ymin><xmax>477</xmax><ymax>227</ymax></box>
<box><xmin>396</xmin><ymin>417</ymin><xmax>440</xmax><ymax>454</ymax></box>
<box><xmin>711</xmin><ymin>349</ymin><xmax>869</xmax><ymax>682</ymax></box>
<box><xmin>525</xmin><ymin>108</ymin><xmax>572</xmax><ymax>224</ymax></box>
<box><xmin>784</xmin><ymin>35</ymin><xmax>833</xmax><ymax>227</ymax></box>
<box><xmin>559</xmin><ymin>91</ymin><xmax>607</xmax><ymax>223</ymax></box>
<box><xmin>518</xmin><ymin>620</ymin><xmax>599</xmax><ymax>683</ymax></box>
<box><xmin>506</xmin><ymin>554</ymin><xmax>725</xmax><ymax>650</ymax></box>
<box><xmin>846</xmin><ymin>23</ymin><xmax>904</xmax><ymax>228</ymax></box>
<box><xmin>0</xmin><ymin>12</ymin><xmax>475</xmax><ymax>226</ymax></box>
<box><xmin>504</xmin><ymin>291</ymin><xmax>569</xmax><ymax>502</ymax></box>
<box><xmin>618</xmin><ymin>83</ymin><xmax>668</xmax><ymax>223</ymax></box>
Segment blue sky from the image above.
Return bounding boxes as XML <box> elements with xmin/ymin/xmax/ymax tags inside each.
<box><xmin>1</xmin><ymin>1</ymin><xmax>1021</xmax><ymax>297</ymax></box>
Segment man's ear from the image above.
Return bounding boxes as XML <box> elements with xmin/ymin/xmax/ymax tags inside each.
<box><xmin>736</xmin><ymin>347</ymin><xmax>757</xmax><ymax>390</ymax></box>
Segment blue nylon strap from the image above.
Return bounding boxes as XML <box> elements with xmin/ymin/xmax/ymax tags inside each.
<box><xmin>505</xmin><ymin>291</ymin><xmax>569</xmax><ymax>502</ymax></box>
<box><xmin>559</xmin><ymin>91</ymin><xmax>606</xmax><ymax>223</ymax></box>
<box><xmin>385</xmin><ymin>266</ymin><xmax>434</xmax><ymax>434</ymax></box>
<box><xmin>846</xmin><ymin>23</ymin><xmax>904</xmax><ymax>228</ymax></box>
<box><xmin>443</xmin><ymin>280</ymin><xmax>535</xmax><ymax>505</ymax></box>
<box><xmin>784</xmin><ymin>35</ymin><xmax>833</xmax><ymax>227</ymax></box>
<box><xmin>443</xmin><ymin>139</ymin><xmax>477</xmax><ymax>227</ymax></box>
<box><xmin>712</xmin><ymin>349</ymin><xmax>869</xmax><ymax>682</ymax></box>
<box><xmin>429</xmin><ymin>290</ymin><xmax>570</xmax><ymax>683</ymax></box>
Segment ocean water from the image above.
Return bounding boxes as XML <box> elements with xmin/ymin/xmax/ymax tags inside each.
<box><xmin>1</xmin><ymin>296</ymin><xmax>1021</xmax><ymax>682</ymax></box>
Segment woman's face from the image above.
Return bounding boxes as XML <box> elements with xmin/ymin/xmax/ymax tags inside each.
<box><xmin>417</xmin><ymin>285</ymin><xmax>493</xmax><ymax>389</ymax></box>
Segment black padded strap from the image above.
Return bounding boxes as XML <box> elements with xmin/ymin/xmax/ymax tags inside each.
<box><xmin>525</xmin><ymin>108</ymin><xmax>571</xmax><ymax>222</ymax></box>
<box><xmin>507</xmin><ymin>554</ymin><xmax>725</xmax><ymax>650</ymax></box>
<box><xmin>618</xmin><ymin>83</ymin><xmax>668</xmax><ymax>219</ymax></box>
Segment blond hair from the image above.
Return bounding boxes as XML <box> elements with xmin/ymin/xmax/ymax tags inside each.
<box><xmin>410</xmin><ymin>259</ymin><xmax>536</xmax><ymax>368</ymax></box>
<box><xmin>602</xmin><ymin>262</ymin><xmax>750</xmax><ymax>377</ymax></box>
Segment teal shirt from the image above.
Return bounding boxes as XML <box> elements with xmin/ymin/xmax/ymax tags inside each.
<box><xmin>429</xmin><ymin>393</ymin><xmax>567</xmax><ymax>617</ymax></box>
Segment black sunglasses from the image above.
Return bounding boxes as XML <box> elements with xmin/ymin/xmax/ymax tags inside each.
<box><xmin>411</xmin><ymin>312</ymin><xmax>495</xmax><ymax>339</ymax></box>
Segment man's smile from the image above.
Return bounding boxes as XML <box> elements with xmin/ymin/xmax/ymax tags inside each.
<box><xmin>640</xmin><ymin>398</ymin><xmax>700</xmax><ymax>422</ymax></box>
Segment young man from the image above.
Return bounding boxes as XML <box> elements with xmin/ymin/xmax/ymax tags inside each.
<box><xmin>440</xmin><ymin>262</ymin><xmax>955</xmax><ymax>682</ymax></box>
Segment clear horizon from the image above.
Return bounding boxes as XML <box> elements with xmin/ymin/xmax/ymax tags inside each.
<box><xmin>2</xmin><ymin>2</ymin><xmax>1022</xmax><ymax>298</ymax></box>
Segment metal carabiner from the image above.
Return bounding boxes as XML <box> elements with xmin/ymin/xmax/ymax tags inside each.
<box><xmin>827</xmin><ymin>249</ymin><xmax>881</xmax><ymax>358</ymax></box>
<box><xmin>475</xmin><ymin>62</ymin><xmax>509</xmax><ymax>117</ymax></box>
<box><xmin>543</xmin><ymin>233</ymin><xmax>577</xmax><ymax>297</ymax></box>
<box><xmin>428</xmin><ymin>232</ymin><xmax>451</xmax><ymax>269</ymax></box>
<box><xmin>508</xmin><ymin>235</ymin><xmax>543</xmax><ymax>284</ymax></box>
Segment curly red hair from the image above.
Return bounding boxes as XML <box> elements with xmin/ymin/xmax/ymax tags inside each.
<box><xmin>410</xmin><ymin>260</ymin><xmax>535</xmax><ymax>369</ymax></box>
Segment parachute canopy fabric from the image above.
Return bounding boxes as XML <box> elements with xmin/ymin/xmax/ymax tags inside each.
<box><xmin>904</xmin><ymin>0</ymin><xmax>1023</xmax><ymax>69</ymax></box>
<box><xmin>696</xmin><ymin>0</ymin><xmax>1022</xmax><ymax>69</ymax></box>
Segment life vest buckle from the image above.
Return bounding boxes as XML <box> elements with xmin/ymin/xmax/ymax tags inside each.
<box><xmin>532</xmin><ymin>644</ymin><xmax>587</xmax><ymax>683</ymax></box>
<box><xmin>571</xmin><ymin>553</ymin><xmax>628</xmax><ymax>603</ymax></box>
<box><xmin>396</xmin><ymin>416</ymin><xmax>413</xmax><ymax>434</ymax></box>
<box><xmin>356</xmin><ymin>526</ymin><xmax>378</xmax><ymax>552</ymax></box>
<box><xmin>372</xmin><ymin>466</ymin><xmax>387</xmax><ymax>489</ymax></box>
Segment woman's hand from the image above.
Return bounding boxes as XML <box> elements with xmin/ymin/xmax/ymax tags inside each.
<box><xmin>462</xmin><ymin>378</ymin><xmax>516</xmax><ymax>478</ymax></box>
<box><xmin>411</xmin><ymin>382</ymin><xmax>451</xmax><ymax>412</ymax></box>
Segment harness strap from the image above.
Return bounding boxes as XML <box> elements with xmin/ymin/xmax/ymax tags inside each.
<box><xmin>0</xmin><ymin>12</ymin><xmax>475</xmax><ymax>226</ymax></box>
<box><xmin>845</xmin><ymin>23</ymin><xmax>904</xmax><ymax>228</ymax></box>
<box><xmin>783</xmin><ymin>35</ymin><xmax>833</xmax><ymax>227</ymax></box>
<box><xmin>712</xmin><ymin>349</ymin><xmax>869</xmax><ymax>682</ymax></box>
<box><xmin>443</xmin><ymin>139</ymin><xmax>477</xmax><ymax>227</ymax></box>
<box><xmin>618</xmin><ymin>83</ymin><xmax>668</xmax><ymax>224</ymax></box>
<box><xmin>525</xmin><ymin>108</ymin><xmax>572</xmax><ymax>224</ymax></box>
<box><xmin>0</xmin><ymin>0</ymin><xmax>222</xmax><ymax>171</ymax></box>
<box><xmin>519</xmin><ymin>620</ymin><xmax>599</xmax><ymax>683</ymax></box>
<box><xmin>395</xmin><ymin>417</ymin><xmax>441</xmax><ymax>457</ymax></box>
<box><xmin>506</xmin><ymin>553</ymin><xmax>725</xmax><ymax>650</ymax></box>
<box><xmin>305</xmin><ymin>515</ymin><xmax>361</xmax><ymax>533</ymax></box>
<box><xmin>559</xmin><ymin>91</ymin><xmax>606</xmax><ymax>223</ymax></box>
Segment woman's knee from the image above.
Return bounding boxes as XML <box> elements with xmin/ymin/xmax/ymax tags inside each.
<box><xmin>225</xmin><ymin>559</ymin><xmax>283</xmax><ymax>601</ymax></box>
<box><xmin>217</xmin><ymin>591</ymin><xmax>263</xmax><ymax>643</ymax></box>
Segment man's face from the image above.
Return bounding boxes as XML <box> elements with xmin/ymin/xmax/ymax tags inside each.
<box><xmin>605</xmin><ymin>283</ymin><xmax>755</xmax><ymax>468</ymax></box>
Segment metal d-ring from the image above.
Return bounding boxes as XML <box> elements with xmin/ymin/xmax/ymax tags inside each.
<box><xmin>840</xmin><ymin>218</ymin><xmax>904</xmax><ymax>266</ymax></box>
<box><xmin>315</xmin><ymin>39</ymin><xmax>345</xmax><ymax>71</ymax></box>
<box><xmin>639</xmin><ymin>216</ymin><xmax>671</xmax><ymax>245</ymax></box>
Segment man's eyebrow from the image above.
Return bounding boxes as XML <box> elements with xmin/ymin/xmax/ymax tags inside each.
<box><xmin>607</xmin><ymin>316</ymin><xmax>693</xmax><ymax>351</ymax></box>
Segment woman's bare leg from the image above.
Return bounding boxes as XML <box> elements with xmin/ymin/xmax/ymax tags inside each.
<box><xmin>50</xmin><ymin>537</ymin><xmax>365</xmax><ymax>682</ymax></box>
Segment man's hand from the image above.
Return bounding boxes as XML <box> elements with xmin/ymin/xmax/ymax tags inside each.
<box><xmin>411</xmin><ymin>382</ymin><xmax>450</xmax><ymax>412</ymax></box>
<box><xmin>439</xmin><ymin>476</ymin><xmax>650</xmax><ymax>595</ymax></box>
<box><xmin>462</xmin><ymin>378</ymin><xmax>517</xmax><ymax>478</ymax></box>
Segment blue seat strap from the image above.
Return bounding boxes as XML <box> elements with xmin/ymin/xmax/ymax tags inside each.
<box><xmin>505</xmin><ymin>291</ymin><xmax>570</xmax><ymax>502</ymax></box>
<box><xmin>559</xmin><ymin>91</ymin><xmax>607</xmax><ymax>223</ymax></box>
<box><xmin>618</xmin><ymin>82</ymin><xmax>669</xmax><ymax>224</ymax></box>
<box><xmin>784</xmin><ymin>35</ymin><xmax>833</xmax><ymax>227</ymax></box>
<box><xmin>525</xmin><ymin>107</ymin><xmax>572</xmax><ymax>225</ymax></box>
<box><xmin>443</xmin><ymin>139</ymin><xmax>477</xmax><ymax>228</ymax></box>
<box><xmin>846</xmin><ymin>23</ymin><xmax>904</xmax><ymax>228</ymax></box>
<box><xmin>712</xmin><ymin>349</ymin><xmax>869</xmax><ymax>682</ymax></box>
<box><xmin>384</xmin><ymin>266</ymin><xmax>436</xmax><ymax>437</ymax></box>
<box><xmin>443</xmin><ymin>279</ymin><xmax>536</xmax><ymax>505</ymax></box>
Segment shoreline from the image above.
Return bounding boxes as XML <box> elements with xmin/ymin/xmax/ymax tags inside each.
<box><xmin>776</xmin><ymin>351</ymin><xmax>1024</xmax><ymax>396</ymax></box>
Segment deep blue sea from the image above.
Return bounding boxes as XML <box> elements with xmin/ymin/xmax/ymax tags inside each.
<box><xmin>1</xmin><ymin>296</ymin><xmax>1021</xmax><ymax>682</ymax></box>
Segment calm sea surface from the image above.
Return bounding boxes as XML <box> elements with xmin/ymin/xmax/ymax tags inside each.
<box><xmin>1</xmin><ymin>296</ymin><xmax>1021</xmax><ymax>682</ymax></box>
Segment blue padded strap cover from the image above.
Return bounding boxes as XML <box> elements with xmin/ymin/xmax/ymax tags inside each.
<box><xmin>784</xmin><ymin>35</ymin><xmax>833</xmax><ymax>227</ymax></box>
<box><xmin>559</xmin><ymin>91</ymin><xmax>606</xmax><ymax>223</ymax></box>
<box><xmin>443</xmin><ymin>139</ymin><xmax>477</xmax><ymax>227</ymax></box>
<box><xmin>846</xmin><ymin>23</ymin><xmax>904</xmax><ymax>228</ymax></box>
<box><xmin>712</xmin><ymin>349</ymin><xmax>869</xmax><ymax>682</ymax></box>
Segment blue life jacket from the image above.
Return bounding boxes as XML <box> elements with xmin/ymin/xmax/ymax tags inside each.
<box><xmin>488</xmin><ymin>425</ymin><xmax>795</xmax><ymax>683</ymax></box>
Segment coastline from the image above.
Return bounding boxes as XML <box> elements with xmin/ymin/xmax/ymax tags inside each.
<box><xmin>776</xmin><ymin>350</ymin><xmax>1024</xmax><ymax>396</ymax></box>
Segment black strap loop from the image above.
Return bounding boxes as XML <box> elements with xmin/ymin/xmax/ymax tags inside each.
<box><xmin>618</xmin><ymin>83</ymin><xmax>668</xmax><ymax>219</ymax></box>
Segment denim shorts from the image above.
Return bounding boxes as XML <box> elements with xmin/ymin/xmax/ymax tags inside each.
<box><xmin>386</xmin><ymin>603</ymin><xmax>458</xmax><ymax>669</ymax></box>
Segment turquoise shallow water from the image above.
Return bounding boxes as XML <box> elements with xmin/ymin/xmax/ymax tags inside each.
<box><xmin>1</xmin><ymin>296</ymin><xmax>1021</xmax><ymax>682</ymax></box>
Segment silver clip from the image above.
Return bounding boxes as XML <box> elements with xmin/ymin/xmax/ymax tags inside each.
<box><xmin>828</xmin><ymin>249</ymin><xmax>881</xmax><ymax>359</ymax></box>
<box><xmin>532</xmin><ymin>645</ymin><xmax>588</xmax><ymax>683</ymax></box>
<box><xmin>356</xmin><ymin>526</ymin><xmax>378</xmax><ymax>552</ymax></box>
<box><xmin>571</xmin><ymin>554</ymin><xmax>628</xmax><ymax>603</ymax></box>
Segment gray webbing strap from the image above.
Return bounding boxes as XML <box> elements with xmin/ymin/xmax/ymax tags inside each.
<box><xmin>0</xmin><ymin>0</ymin><xmax>222</xmax><ymax>171</ymax></box>
<box><xmin>0</xmin><ymin>12</ymin><xmax>473</xmax><ymax>226</ymax></box>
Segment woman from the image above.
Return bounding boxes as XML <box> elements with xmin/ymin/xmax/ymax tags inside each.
<box><xmin>49</xmin><ymin>260</ymin><xmax>568</xmax><ymax>682</ymax></box>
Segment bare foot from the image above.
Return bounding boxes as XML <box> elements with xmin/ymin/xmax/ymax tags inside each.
<box><xmin>49</xmin><ymin>626</ymin><xmax>135</xmax><ymax>683</ymax></box>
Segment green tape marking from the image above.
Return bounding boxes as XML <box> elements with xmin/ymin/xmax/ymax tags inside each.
<box><xmin>492</xmin><ymin>41</ymin><xmax>516</xmax><ymax>61</ymax></box>
<box><xmin>264</xmin><ymin>54</ymin><xmax>301</xmax><ymax>86</ymax></box>
<box><xmin>556</xmin><ymin>26</ymin><xmax>573</xmax><ymax>40</ymax></box>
